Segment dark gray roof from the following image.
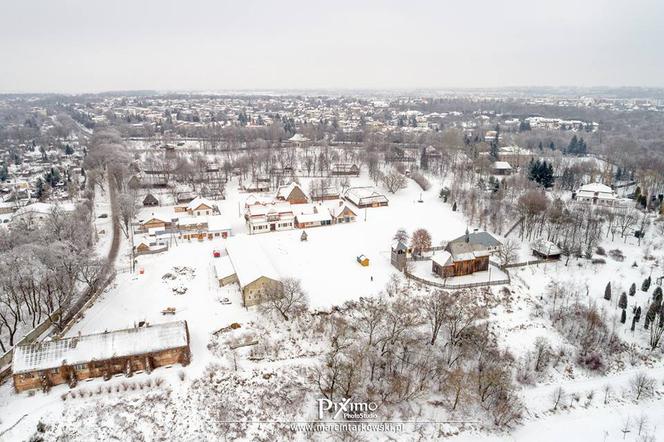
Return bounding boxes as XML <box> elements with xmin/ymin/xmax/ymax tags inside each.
<box><xmin>449</xmin><ymin>231</ymin><xmax>502</xmax><ymax>248</ymax></box>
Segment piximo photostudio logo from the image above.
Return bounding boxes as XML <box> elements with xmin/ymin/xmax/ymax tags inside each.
<box><xmin>317</xmin><ymin>398</ymin><xmax>379</xmax><ymax>420</ymax></box>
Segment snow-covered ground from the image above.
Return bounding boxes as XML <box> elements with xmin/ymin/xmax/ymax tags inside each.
<box><xmin>1</xmin><ymin>170</ymin><xmax>663</xmax><ymax>441</ymax></box>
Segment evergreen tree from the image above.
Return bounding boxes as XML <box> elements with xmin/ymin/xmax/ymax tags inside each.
<box><xmin>619</xmin><ymin>292</ymin><xmax>628</xmax><ymax>309</ymax></box>
<box><xmin>604</xmin><ymin>282</ymin><xmax>612</xmax><ymax>301</ymax></box>
<box><xmin>549</xmin><ymin>141</ymin><xmax>555</xmax><ymax>150</ymax></box>
<box><xmin>621</xmin><ymin>309</ymin><xmax>626</xmax><ymax>324</ymax></box>
<box><xmin>629</xmin><ymin>282</ymin><xmax>636</xmax><ymax>297</ymax></box>
<box><xmin>490</xmin><ymin>141</ymin><xmax>499</xmax><ymax>161</ymax></box>
<box><xmin>0</xmin><ymin>164</ymin><xmax>7</xmax><ymax>182</ymax></box>
<box><xmin>452</xmin><ymin>201</ymin><xmax>457</xmax><ymax>211</ymax></box>
<box><xmin>420</xmin><ymin>147</ymin><xmax>429</xmax><ymax>171</ymax></box>
<box><xmin>567</xmin><ymin>135</ymin><xmax>578</xmax><ymax>154</ymax></box>
<box><xmin>642</xmin><ymin>276</ymin><xmax>651</xmax><ymax>292</ymax></box>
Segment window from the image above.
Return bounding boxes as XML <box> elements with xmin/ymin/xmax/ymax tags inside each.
<box><xmin>74</xmin><ymin>363</ymin><xmax>87</xmax><ymax>370</ymax></box>
<box><xmin>50</xmin><ymin>368</ymin><xmax>59</xmax><ymax>374</ymax></box>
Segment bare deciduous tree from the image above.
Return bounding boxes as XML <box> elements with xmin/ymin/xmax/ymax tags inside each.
<box><xmin>259</xmin><ymin>278</ymin><xmax>308</xmax><ymax>321</ymax></box>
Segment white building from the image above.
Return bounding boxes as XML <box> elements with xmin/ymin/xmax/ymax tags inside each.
<box><xmin>245</xmin><ymin>201</ymin><xmax>295</xmax><ymax>234</ymax></box>
<box><xmin>575</xmin><ymin>183</ymin><xmax>620</xmax><ymax>207</ymax></box>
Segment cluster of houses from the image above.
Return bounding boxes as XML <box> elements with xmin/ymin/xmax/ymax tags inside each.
<box><xmin>134</xmin><ymin>196</ymin><xmax>231</xmax><ymax>254</ymax></box>
<box><xmin>244</xmin><ymin>182</ymin><xmax>387</xmax><ymax>234</ymax></box>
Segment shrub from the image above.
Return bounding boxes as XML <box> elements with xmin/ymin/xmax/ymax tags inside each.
<box><xmin>591</xmin><ymin>258</ymin><xmax>606</xmax><ymax>264</ymax></box>
<box><xmin>577</xmin><ymin>352</ymin><xmax>605</xmax><ymax>371</ymax></box>
<box><xmin>410</xmin><ymin>172</ymin><xmax>431</xmax><ymax>191</ymax></box>
<box><xmin>596</xmin><ymin>246</ymin><xmax>606</xmax><ymax>256</ymax></box>
<box><xmin>609</xmin><ymin>249</ymin><xmax>625</xmax><ymax>262</ymax></box>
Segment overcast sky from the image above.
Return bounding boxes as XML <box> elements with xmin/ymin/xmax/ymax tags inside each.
<box><xmin>1</xmin><ymin>0</ymin><xmax>663</xmax><ymax>93</ymax></box>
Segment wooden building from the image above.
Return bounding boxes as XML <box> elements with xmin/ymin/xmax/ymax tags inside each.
<box><xmin>143</xmin><ymin>193</ymin><xmax>159</xmax><ymax>207</ymax></box>
<box><xmin>330</xmin><ymin>163</ymin><xmax>360</xmax><ymax>176</ymax></box>
<box><xmin>276</xmin><ymin>182</ymin><xmax>309</xmax><ymax>205</ymax></box>
<box><xmin>344</xmin><ymin>187</ymin><xmax>389</xmax><ymax>208</ymax></box>
<box><xmin>431</xmin><ymin>231</ymin><xmax>498</xmax><ymax>278</ymax></box>
<box><xmin>225</xmin><ymin>237</ymin><xmax>282</xmax><ymax>307</ymax></box>
<box><xmin>12</xmin><ymin>321</ymin><xmax>191</xmax><ymax>393</ymax></box>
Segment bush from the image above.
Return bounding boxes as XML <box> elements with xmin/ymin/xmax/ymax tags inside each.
<box><xmin>609</xmin><ymin>249</ymin><xmax>625</xmax><ymax>262</ymax></box>
<box><xmin>410</xmin><ymin>171</ymin><xmax>431</xmax><ymax>191</ymax></box>
<box><xmin>578</xmin><ymin>352</ymin><xmax>605</xmax><ymax>371</ymax></box>
<box><xmin>591</xmin><ymin>258</ymin><xmax>606</xmax><ymax>264</ymax></box>
<box><xmin>596</xmin><ymin>246</ymin><xmax>606</xmax><ymax>256</ymax></box>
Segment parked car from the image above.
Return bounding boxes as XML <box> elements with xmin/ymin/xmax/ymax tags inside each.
<box><xmin>213</xmin><ymin>249</ymin><xmax>221</xmax><ymax>258</ymax></box>
<box><xmin>98</xmin><ymin>213</ymin><xmax>108</xmax><ymax>218</ymax></box>
<box><xmin>219</xmin><ymin>298</ymin><xmax>231</xmax><ymax>305</ymax></box>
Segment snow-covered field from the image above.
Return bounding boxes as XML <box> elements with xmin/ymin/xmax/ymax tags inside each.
<box><xmin>1</xmin><ymin>171</ymin><xmax>664</xmax><ymax>441</ymax></box>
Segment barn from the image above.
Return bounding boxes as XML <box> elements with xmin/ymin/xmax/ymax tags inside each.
<box><xmin>12</xmin><ymin>321</ymin><xmax>191</xmax><ymax>393</ymax></box>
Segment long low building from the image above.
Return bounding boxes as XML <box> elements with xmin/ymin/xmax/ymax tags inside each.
<box><xmin>12</xmin><ymin>321</ymin><xmax>190</xmax><ymax>392</ymax></box>
<box><xmin>225</xmin><ymin>237</ymin><xmax>281</xmax><ymax>306</ymax></box>
<box><xmin>344</xmin><ymin>187</ymin><xmax>389</xmax><ymax>208</ymax></box>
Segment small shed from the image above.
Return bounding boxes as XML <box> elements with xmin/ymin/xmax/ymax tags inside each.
<box><xmin>531</xmin><ymin>238</ymin><xmax>561</xmax><ymax>260</ymax></box>
<box><xmin>493</xmin><ymin>161</ymin><xmax>513</xmax><ymax>175</ymax></box>
<box><xmin>301</xmin><ymin>230</ymin><xmax>308</xmax><ymax>241</ymax></box>
<box><xmin>357</xmin><ymin>255</ymin><xmax>369</xmax><ymax>266</ymax></box>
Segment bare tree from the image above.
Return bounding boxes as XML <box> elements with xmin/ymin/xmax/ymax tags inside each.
<box><xmin>259</xmin><ymin>278</ymin><xmax>308</xmax><ymax>321</ymax></box>
<box><xmin>382</xmin><ymin>169</ymin><xmax>407</xmax><ymax>194</ymax></box>
<box><xmin>117</xmin><ymin>192</ymin><xmax>138</xmax><ymax>239</ymax></box>
<box><xmin>497</xmin><ymin>238</ymin><xmax>519</xmax><ymax>267</ymax></box>
<box><xmin>630</xmin><ymin>372</ymin><xmax>655</xmax><ymax>401</ymax></box>
<box><xmin>551</xmin><ymin>386</ymin><xmax>566</xmax><ymax>410</ymax></box>
<box><xmin>423</xmin><ymin>290</ymin><xmax>452</xmax><ymax>345</ymax></box>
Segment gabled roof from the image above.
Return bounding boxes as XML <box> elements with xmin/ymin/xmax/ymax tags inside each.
<box><xmin>225</xmin><ymin>236</ymin><xmax>280</xmax><ymax>289</ymax></box>
<box><xmin>187</xmin><ymin>196</ymin><xmax>215</xmax><ymax>211</ymax></box>
<box><xmin>432</xmin><ymin>251</ymin><xmax>453</xmax><ymax>267</ymax></box>
<box><xmin>276</xmin><ymin>182</ymin><xmax>306</xmax><ymax>201</ymax></box>
<box><xmin>12</xmin><ymin>321</ymin><xmax>189</xmax><ymax>374</ymax></box>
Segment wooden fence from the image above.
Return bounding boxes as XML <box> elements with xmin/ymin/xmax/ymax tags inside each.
<box><xmin>404</xmin><ymin>264</ymin><xmax>510</xmax><ymax>290</ymax></box>
<box><xmin>504</xmin><ymin>259</ymin><xmax>548</xmax><ymax>269</ymax></box>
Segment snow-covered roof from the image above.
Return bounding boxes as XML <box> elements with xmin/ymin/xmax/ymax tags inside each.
<box><xmin>177</xmin><ymin>216</ymin><xmax>207</xmax><ymax>226</ymax></box>
<box><xmin>213</xmin><ymin>256</ymin><xmax>236</xmax><ymax>280</ymax></box>
<box><xmin>344</xmin><ymin>187</ymin><xmax>388</xmax><ymax>205</ymax></box>
<box><xmin>225</xmin><ymin>236</ymin><xmax>280</xmax><ymax>289</ymax></box>
<box><xmin>531</xmin><ymin>238</ymin><xmax>562</xmax><ymax>256</ymax></box>
<box><xmin>207</xmin><ymin>215</ymin><xmax>231</xmax><ymax>231</ymax></box>
<box><xmin>247</xmin><ymin>201</ymin><xmax>293</xmax><ymax>217</ymax></box>
<box><xmin>493</xmin><ymin>161</ymin><xmax>512</xmax><ymax>170</ymax></box>
<box><xmin>12</xmin><ymin>321</ymin><xmax>189</xmax><ymax>374</ymax></box>
<box><xmin>432</xmin><ymin>251</ymin><xmax>453</xmax><ymax>267</ymax></box>
<box><xmin>276</xmin><ymin>182</ymin><xmax>303</xmax><ymax>200</ymax></box>
<box><xmin>13</xmin><ymin>202</ymin><xmax>75</xmax><ymax>218</ymax></box>
<box><xmin>288</xmin><ymin>134</ymin><xmax>309</xmax><ymax>142</ymax></box>
<box><xmin>577</xmin><ymin>182</ymin><xmax>616</xmax><ymax>199</ymax></box>
<box><xmin>187</xmin><ymin>196</ymin><xmax>215</xmax><ymax>211</ymax></box>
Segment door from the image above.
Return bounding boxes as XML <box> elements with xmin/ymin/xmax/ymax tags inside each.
<box><xmin>270</xmin><ymin>223</ymin><xmax>276</xmax><ymax>231</ymax></box>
